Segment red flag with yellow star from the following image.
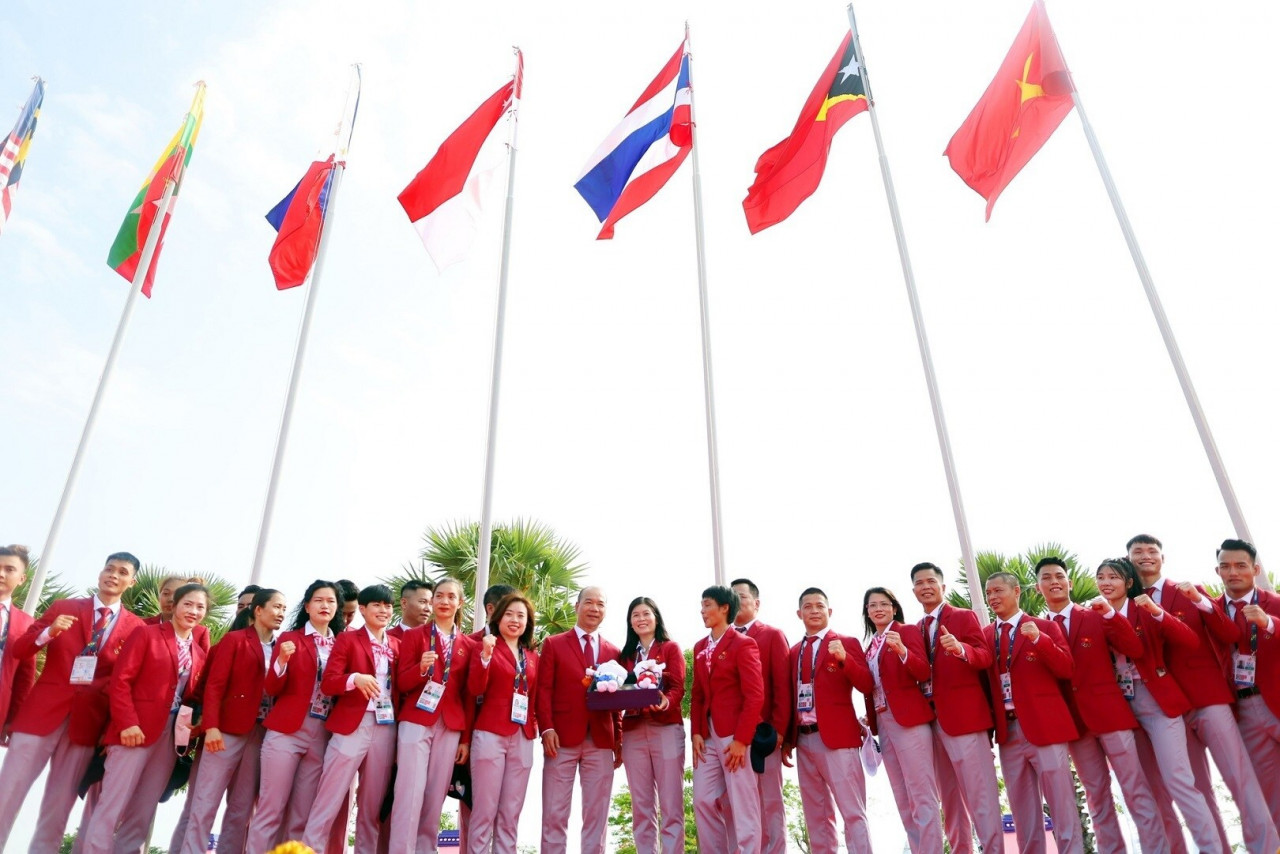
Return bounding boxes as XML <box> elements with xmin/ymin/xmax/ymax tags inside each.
<box><xmin>945</xmin><ymin>0</ymin><xmax>1074</xmax><ymax>220</ymax></box>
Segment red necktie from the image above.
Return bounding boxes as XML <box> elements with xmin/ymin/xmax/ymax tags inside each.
<box><xmin>1054</xmin><ymin>614</ymin><xmax>1066</xmax><ymax>633</ymax></box>
<box><xmin>997</xmin><ymin>623</ymin><xmax>1013</xmax><ymax>673</ymax></box>
<box><xmin>921</xmin><ymin>615</ymin><xmax>935</xmax><ymax>658</ymax></box>
<box><xmin>1144</xmin><ymin>587</ymin><xmax>1157</xmax><ymax>597</ymax></box>
<box><xmin>1234</xmin><ymin>600</ymin><xmax>1252</xmax><ymax>654</ymax></box>
<box><xmin>176</xmin><ymin>638</ymin><xmax>191</xmax><ymax>674</ymax></box>
<box><xmin>583</xmin><ymin>634</ymin><xmax>596</xmax><ymax>668</ymax></box>
<box><xmin>95</xmin><ymin>607</ymin><xmax>110</xmax><ymax>632</ymax></box>
<box><xmin>801</xmin><ymin>635</ymin><xmax>818</xmax><ymax>683</ymax></box>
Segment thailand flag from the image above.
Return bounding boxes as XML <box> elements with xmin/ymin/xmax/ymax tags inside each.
<box><xmin>266</xmin><ymin>155</ymin><xmax>338</xmax><ymax>290</ymax></box>
<box><xmin>575</xmin><ymin>39</ymin><xmax>692</xmax><ymax>240</ymax></box>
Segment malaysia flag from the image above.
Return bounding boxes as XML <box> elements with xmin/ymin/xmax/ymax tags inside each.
<box><xmin>399</xmin><ymin>54</ymin><xmax>521</xmax><ymax>272</ymax></box>
<box><xmin>575</xmin><ymin>39</ymin><xmax>692</xmax><ymax>240</ymax></box>
<box><xmin>266</xmin><ymin>155</ymin><xmax>338</xmax><ymax>290</ymax></box>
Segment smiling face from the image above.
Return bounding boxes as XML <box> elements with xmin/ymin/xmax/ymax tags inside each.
<box><xmin>97</xmin><ymin>559</ymin><xmax>137</xmax><ymax>603</ymax></box>
<box><xmin>360</xmin><ymin>600</ymin><xmax>394</xmax><ymax>632</ymax></box>
<box><xmin>431</xmin><ymin>581</ymin><xmax>463</xmax><ymax>625</ymax></box>
<box><xmin>1217</xmin><ymin>549</ymin><xmax>1259</xmax><ymax>600</ymax></box>
<box><xmin>1036</xmin><ymin>564</ymin><xmax>1071</xmax><ymax>610</ymax></box>
<box><xmin>576</xmin><ymin>588</ymin><xmax>606</xmax><ymax>633</ymax></box>
<box><xmin>865</xmin><ymin>592</ymin><xmax>895</xmax><ymax>630</ymax></box>
<box><xmin>1095</xmin><ymin>565</ymin><xmax>1131</xmax><ymax>605</ymax></box>
<box><xmin>630</xmin><ymin>603</ymin><xmax>656</xmax><ymax>638</ymax></box>
<box><xmin>173</xmin><ymin>590</ymin><xmax>208</xmax><ymax>633</ymax></box>
<box><xmin>256</xmin><ymin>593</ymin><xmax>288</xmax><ymax>632</ymax></box>
<box><xmin>500</xmin><ymin>602</ymin><xmax>529</xmax><ymax>641</ymax></box>
<box><xmin>305</xmin><ymin>587</ymin><xmax>338</xmax><ymax>629</ymax></box>
<box><xmin>985</xmin><ymin>576</ymin><xmax>1020</xmax><ymax>621</ymax></box>
<box><xmin>0</xmin><ymin>555</ymin><xmax>27</xmax><ymax>601</ymax></box>
<box><xmin>1128</xmin><ymin>542</ymin><xmax>1164</xmax><ymax>584</ymax></box>
<box><xmin>912</xmin><ymin>568</ymin><xmax>945</xmax><ymax>611</ymax></box>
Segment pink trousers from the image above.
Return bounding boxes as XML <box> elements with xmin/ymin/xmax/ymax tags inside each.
<box><xmin>692</xmin><ymin>731</ymin><xmax>761</xmax><ymax>854</ymax></box>
<box><xmin>996</xmin><ymin>719</ymin><xmax>1082</xmax><ymax>854</ymax></box>
<box><xmin>931</xmin><ymin>723</ymin><xmax>1002</xmax><ymax>854</ymax></box>
<box><xmin>795</xmin><ymin>731</ymin><xmax>870</xmax><ymax>854</ymax></box>
<box><xmin>620</xmin><ymin>722</ymin><xmax>685</xmax><ymax>854</ymax></box>
<box><xmin>389</xmin><ymin>718</ymin><xmax>463</xmax><ymax>854</ymax></box>
<box><xmin>83</xmin><ymin>714</ymin><xmax>179</xmax><ymax>854</ymax></box>
<box><xmin>877</xmin><ymin>706</ymin><xmax>942</xmax><ymax>853</ymax></box>
<box><xmin>302</xmin><ymin>713</ymin><xmax>397</xmax><ymax>854</ymax></box>
<box><xmin>468</xmin><ymin>728</ymin><xmax>534</xmax><ymax>854</ymax></box>
<box><xmin>246</xmin><ymin>717</ymin><xmax>330</xmax><ymax>852</ymax></box>
<box><xmin>180</xmin><ymin>725</ymin><xmax>264</xmax><ymax>854</ymax></box>
<box><xmin>1237</xmin><ymin>693</ymin><xmax>1280</xmax><ymax>821</ymax></box>
<box><xmin>0</xmin><ymin>720</ymin><xmax>96</xmax><ymax>853</ymax></box>
<box><xmin>1066</xmin><ymin>728</ymin><xmax>1167</xmax><ymax>854</ymax></box>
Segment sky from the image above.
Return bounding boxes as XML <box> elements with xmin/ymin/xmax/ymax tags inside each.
<box><xmin>1</xmin><ymin>0</ymin><xmax>1275</xmax><ymax>849</ymax></box>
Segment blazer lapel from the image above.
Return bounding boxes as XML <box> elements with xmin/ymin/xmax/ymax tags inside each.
<box><xmin>78</xmin><ymin>599</ymin><xmax>95</xmax><ymax>647</ymax></box>
<box><xmin>1068</xmin><ymin>605</ymin><xmax>1083</xmax><ymax>646</ymax></box>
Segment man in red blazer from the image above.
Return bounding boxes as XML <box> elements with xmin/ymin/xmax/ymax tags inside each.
<box><xmin>691</xmin><ymin>584</ymin><xmax>765</xmax><ymax>854</ymax></box>
<box><xmin>983</xmin><ymin>571</ymin><xmax>1083</xmax><ymax>853</ymax></box>
<box><xmin>1035</xmin><ymin>557</ymin><xmax>1167</xmax><ymax>852</ymax></box>
<box><xmin>0</xmin><ymin>551</ymin><xmax>142</xmax><ymax>853</ymax></box>
<box><xmin>0</xmin><ymin>546</ymin><xmax>36</xmax><ymax>746</ymax></box>
<box><xmin>1214</xmin><ymin>538</ymin><xmax>1280</xmax><ymax>822</ymax></box>
<box><xmin>302</xmin><ymin>584</ymin><xmax>401</xmax><ymax>854</ymax></box>
<box><xmin>781</xmin><ymin>587</ymin><xmax>875</xmax><ymax>854</ymax></box>
<box><xmin>730</xmin><ymin>578</ymin><xmax>790</xmax><ymax>854</ymax></box>
<box><xmin>536</xmin><ymin>586</ymin><xmax>622</xmax><ymax>854</ymax></box>
<box><xmin>1129</xmin><ymin>533</ymin><xmax>1280</xmax><ymax>852</ymax></box>
<box><xmin>388</xmin><ymin>578</ymin><xmax>434</xmax><ymax>641</ymax></box>
<box><xmin>909</xmin><ymin>562</ymin><xmax>1002</xmax><ymax>854</ymax></box>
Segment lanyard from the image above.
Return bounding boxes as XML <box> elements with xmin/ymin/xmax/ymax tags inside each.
<box><xmin>430</xmin><ymin>624</ymin><xmax>457</xmax><ymax>684</ymax></box>
<box><xmin>1238</xmin><ymin>593</ymin><xmax>1259</xmax><ymax>654</ymax></box>
<box><xmin>81</xmin><ymin>609</ymin><xmax>117</xmax><ymax>656</ymax></box>
<box><xmin>512</xmin><ymin>646</ymin><xmax>528</xmax><ymax>694</ymax></box>
<box><xmin>797</xmin><ymin>635</ymin><xmax>821</xmax><ymax>683</ymax></box>
<box><xmin>999</xmin><ymin>622</ymin><xmax>1015</xmax><ymax>670</ymax></box>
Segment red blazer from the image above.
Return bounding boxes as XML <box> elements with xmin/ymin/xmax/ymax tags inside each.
<box><xmin>786</xmin><ymin>630</ymin><xmax>874</xmax><ymax>750</ymax></box>
<box><xmin>984</xmin><ymin>615</ymin><xmax>1077</xmax><ymax>747</ymax></box>
<box><xmin>201</xmin><ymin>627</ymin><xmax>270</xmax><ymax>734</ymax></box>
<box><xmin>468</xmin><ymin>641</ymin><xmax>539</xmax><ymax>739</ymax></box>
<box><xmin>534</xmin><ymin>630</ymin><xmax>623</xmax><ymax>749</ymax></box>
<box><xmin>618</xmin><ymin>639</ymin><xmax>686</xmax><ymax>729</ymax></box>
<box><xmin>105</xmin><ymin>621</ymin><xmax>207</xmax><ymax>745</ymax></box>
<box><xmin>320</xmin><ymin>630</ymin><xmax>401</xmax><ymax>736</ymax></box>
<box><xmin>864</xmin><ymin>623</ymin><xmax>933</xmax><ymax>735</ymax></box>
<box><xmin>263</xmin><ymin>628</ymin><xmax>330</xmax><ymax>734</ymax></box>
<box><xmin>920</xmin><ymin>605</ymin><xmax>994</xmax><ymax>736</ymax></box>
<box><xmin>1215</xmin><ymin>590</ymin><xmax>1280</xmax><ymax>717</ymax></box>
<box><xmin>1155</xmin><ymin>580</ymin><xmax>1237</xmax><ymax>708</ymax></box>
<box><xmin>743</xmin><ymin>622</ymin><xmax>792</xmax><ymax>739</ymax></box>
<box><xmin>145</xmin><ymin>615</ymin><xmax>210</xmax><ymax>652</ymax></box>
<box><xmin>1054</xmin><ymin>606</ymin><xmax>1141</xmax><ymax>735</ymax></box>
<box><xmin>0</xmin><ymin>604</ymin><xmax>36</xmax><ymax>729</ymax></box>
<box><xmin>9</xmin><ymin>598</ymin><xmax>145</xmax><ymax>744</ymax></box>
<box><xmin>396</xmin><ymin>624</ymin><xmax>476</xmax><ymax>737</ymax></box>
<box><xmin>691</xmin><ymin>628</ymin><xmax>764</xmax><ymax>746</ymax></box>
<box><xmin>1125</xmin><ymin>603</ymin><xmax>1197</xmax><ymax>718</ymax></box>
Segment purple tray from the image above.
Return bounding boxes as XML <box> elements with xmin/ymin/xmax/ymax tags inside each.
<box><xmin>586</xmin><ymin>686</ymin><xmax>663</xmax><ymax>711</ymax></box>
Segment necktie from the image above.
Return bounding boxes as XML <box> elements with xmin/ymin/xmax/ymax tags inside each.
<box><xmin>582</xmin><ymin>634</ymin><xmax>596</xmax><ymax>668</ymax></box>
<box><xmin>1144</xmin><ymin>586</ymin><xmax>1157</xmax><ymax>597</ymax></box>
<box><xmin>921</xmin><ymin>615</ymin><xmax>935</xmax><ymax>659</ymax></box>
<box><xmin>1053</xmin><ymin>614</ymin><xmax>1066</xmax><ymax>634</ymax></box>
<box><xmin>998</xmin><ymin>623</ymin><xmax>1013</xmax><ymax>673</ymax></box>
<box><xmin>0</xmin><ymin>605</ymin><xmax>8</xmax><ymax>652</ymax></box>
<box><xmin>1234</xmin><ymin>600</ymin><xmax>1252</xmax><ymax>654</ymax></box>
<box><xmin>735</xmin><ymin>626</ymin><xmax>747</xmax><ymax>634</ymax></box>
<box><xmin>801</xmin><ymin>636</ymin><xmax>818</xmax><ymax>683</ymax></box>
<box><xmin>176</xmin><ymin>637</ymin><xmax>191</xmax><ymax>674</ymax></box>
<box><xmin>95</xmin><ymin>607</ymin><xmax>111</xmax><ymax>632</ymax></box>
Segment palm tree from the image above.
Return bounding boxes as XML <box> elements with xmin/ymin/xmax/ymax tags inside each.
<box><xmin>946</xmin><ymin>542</ymin><xmax>1099</xmax><ymax>618</ymax></box>
<box><xmin>12</xmin><ymin>557</ymin><xmax>81</xmax><ymax>614</ymax></box>
<box><xmin>117</xmin><ymin>564</ymin><xmax>239</xmax><ymax>643</ymax></box>
<box><xmin>382</xmin><ymin>519</ymin><xmax>588</xmax><ymax>642</ymax></box>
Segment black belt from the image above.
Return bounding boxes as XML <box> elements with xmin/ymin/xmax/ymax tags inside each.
<box><xmin>1238</xmin><ymin>687</ymin><xmax>1262</xmax><ymax>701</ymax></box>
<box><xmin>1004</xmin><ymin>710</ymin><xmax>1017</xmax><ymax>722</ymax></box>
<box><xmin>796</xmin><ymin>724</ymin><xmax>820</xmax><ymax>735</ymax></box>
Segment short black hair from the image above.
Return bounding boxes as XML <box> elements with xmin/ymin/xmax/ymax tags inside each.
<box><xmin>106</xmin><ymin>552</ymin><xmax>140</xmax><ymax>574</ymax></box>
<box><xmin>1218</xmin><ymin>539</ymin><xmax>1258</xmax><ymax>561</ymax></box>
<box><xmin>400</xmin><ymin>579</ymin><xmax>433</xmax><ymax>598</ymax></box>
<box><xmin>1034</xmin><ymin>556</ymin><xmax>1068</xmax><ymax>574</ymax></box>
<box><xmin>910</xmin><ymin>562</ymin><xmax>943</xmax><ymax>582</ymax></box>
<box><xmin>986</xmin><ymin>571</ymin><xmax>1021</xmax><ymax>590</ymax></box>
<box><xmin>483</xmin><ymin>584</ymin><xmax>517</xmax><ymax>608</ymax></box>
<box><xmin>337</xmin><ymin>579</ymin><xmax>360</xmax><ymax>602</ymax></box>
<box><xmin>358</xmin><ymin>584</ymin><xmax>394</xmax><ymax>606</ymax></box>
<box><xmin>729</xmin><ymin>578</ymin><xmax>759</xmax><ymax>598</ymax></box>
<box><xmin>797</xmin><ymin>587</ymin><xmax>828</xmax><ymax>607</ymax></box>
<box><xmin>1097</xmin><ymin>558</ymin><xmax>1142</xmax><ymax>600</ymax></box>
<box><xmin>701</xmin><ymin>585</ymin><xmax>739</xmax><ymax>623</ymax></box>
<box><xmin>238</xmin><ymin>584</ymin><xmax>263</xmax><ymax>599</ymax></box>
<box><xmin>1126</xmin><ymin>534</ymin><xmax>1163</xmax><ymax>551</ymax></box>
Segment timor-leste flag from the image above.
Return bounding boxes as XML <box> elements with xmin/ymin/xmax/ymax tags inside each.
<box><xmin>743</xmin><ymin>32</ymin><xmax>868</xmax><ymax>234</ymax></box>
<box><xmin>945</xmin><ymin>0</ymin><xmax>1074</xmax><ymax>220</ymax></box>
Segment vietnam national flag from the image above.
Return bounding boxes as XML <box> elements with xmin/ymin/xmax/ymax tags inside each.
<box><xmin>742</xmin><ymin>32</ymin><xmax>868</xmax><ymax>235</ymax></box>
<box><xmin>945</xmin><ymin>1</ymin><xmax>1075</xmax><ymax>220</ymax></box>
<box><xmin>107</xmin><ymin>83</ymin><xmax>206</xmax><ymax>297</ymax></box>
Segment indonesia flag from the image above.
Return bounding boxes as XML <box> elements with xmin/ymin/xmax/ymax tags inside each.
<box><xmin>575</xmin><ymin>39</ymin><xmax>692</xmax><ymax>240</ymax></box>
<box><xmin>398</xmin><ymin>55</ymin><xmax>521</xmax><ymax>272</ymax></box>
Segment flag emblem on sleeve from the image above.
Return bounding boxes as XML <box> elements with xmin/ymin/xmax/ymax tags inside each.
<box><xmin>945</xmin><ymin>0</ymin><xmax>1075</xmax><ymax>220</ymax></box>
<box><xmin>742</xmin><ymin>33</ymin><xmax>867</xmax><ymax>234</ymax></box>
<box><xmin>574</xmin><ymin>39</ymin><xmax>692</xmax><ymax>240</ymax></box>
<box><xmin>0</xmin><ymin>78</ymin><xmax>46</xmax><ymax>234</ymax></box>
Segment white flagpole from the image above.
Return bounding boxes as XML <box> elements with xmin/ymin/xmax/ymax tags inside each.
<box><xmin>1044</xmin><ymin>29</ymin><xmax>1268</xmax><ymax>589</ymax></box>
<box><xmin>684</xmin><ymin>25</ymin><xmax>728</xmax><ymax>588</ymax></box>
<box><xmin>249</xmin><ymin>66</ymin><xmax>361</xmax><ymax>586</ymax></box>
<box><xmin>474</xmin><ymin>49</ymin><xmax>523</xmax><ymax>628</ymax></box>
<box><xmin>23</xmin><ymin>179</ymin><xmax>179</xmax><ymax>613</ymax></box>
<box><xmin>846</xmin><ymin>5</ymin><xmax>986</xmax><ymax>618</ymax></box>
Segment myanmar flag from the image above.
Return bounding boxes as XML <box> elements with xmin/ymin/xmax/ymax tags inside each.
<box><xmin>742</xmin><ymin>32</ymin><xmax>868</xmax><ymax>234</ymax></box>
<box><xmin>945</xmin><ymin>1</ymin><xmax>1074</xmax><ymax>220</ymax></box>
<box><xmin>107</xmin><ymin>83</ymin><xmax>206</xmax><ymax>298</ymax></box>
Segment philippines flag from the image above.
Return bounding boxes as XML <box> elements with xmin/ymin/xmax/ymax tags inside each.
<box><xmin>575</xmin><ymin>39</ymin><xmax>692</xmax><ymax>240</ymax></box>
<box><xmin>266</xmin><ymin>155</ymin><xmax>338</xmax><ymax>290</ymax></box>
<box><xmin>399</xmin><ymin>54</ymin><xmax>521</xmax><ymax>272</ymax></box>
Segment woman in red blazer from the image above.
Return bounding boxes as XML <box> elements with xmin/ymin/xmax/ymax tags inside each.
<box><xmin>246</xmin><ymin>579</ymin><xmax>345</xmax><ymax>852</ymax></box>
<box><xmin>82</xmin><ymin>582</ymin><xmax>210</xmax><ymax>854</ymax></box>
<box><xmin>178</xmin><ymin>587</ymin><xmax>287</xmax><ymax>854</ymax></box>
<box><xmin>1096</xmin><ymin>558</ymin><xmax>1221</xmax><ymax>852</ymax></box>
<box><xmin>617</xmin><ymin>596</ymin><xmax>686</xmax><ymax>854</ymax></box>
<box><xmin>862</xmin><ymin>587</ymin><xmax>943</xmax><ymax>854</ymax></box>
<box><xmin>467</xmin><ymin>592</ymin><xmax>539</xmax><ymax>854</ymax></box>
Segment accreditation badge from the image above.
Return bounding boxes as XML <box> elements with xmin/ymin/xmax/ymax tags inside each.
<box><xmin>1116</xmin><ymin>669</ymin><xmax>1135</xmax><ymax>700</ymax></box>
<box><xmin>1235</xmin><ymin>653</ymin><xmax>1258</xmax><ymax>688</ymax></box>
<box><xmin>920</xmin><ymin>679</ymin><xmax>933</xmax><ymax>699</ymax></box>
<box><xmin>70</xmin><ymin>655</ymin><xmax>98</xmax><ymax>685</ymax></box>
<box><xmin>417</xmin><ymin>681</ymin><xmax>445</xmax><ymax>714</ymax></box>
<box><xmin>510</xmin><ymin>693</ymin><xmax>529</xmax><ymax>726</ymax></box>
<box><xmin>374</xmin><ymin>695</ymin><xmax>396</xmax><ymax>725</ymax></box>
<box><xmin>999</xmin><ymin>672</ymin><xmax>1012</xmax><ymax>705</ymax></box>
<box><xmin>797</xmin><ymin>682</ymin><xmax>814</xmax><ymax>712</ymax></box>
<box><xmin>308</xmin><ymin>689</ymin><xmax>333</xmax><ymax>720</ymax></box>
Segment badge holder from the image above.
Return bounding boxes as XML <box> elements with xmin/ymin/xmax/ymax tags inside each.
<box><xmin>417</xmin><ymin>681</ymin><xmax>445</xmax><ymax>713</ymax></box>
<box><xmin>1235</xmin><ymin>653</ymin><xmax>1257</xmax><ymax>688</ymax></box>
<box><xmin>797</xmin><ymin>683</ymin><xmax>814</xmax><ymax>712</ymax></box>
<box><xmin>510</xmin><ymin>693</ymin><xmax>529</xmax><ymax>726</ymax></box>
<box><xmin>71</xmin><ymin>655</ymin><xmax>98</xmax><ymax>686</ymax></box>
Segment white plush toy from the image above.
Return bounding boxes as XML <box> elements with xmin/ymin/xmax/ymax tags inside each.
<box><xmin>587</xmin><ymin>660</ymin><xmax>629</xmax><ymax>693</ymax></box>
<box><xmin>633</xmin><ymin>659</ymin><xmax>666</xmax><ymax>689</ymax></box>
